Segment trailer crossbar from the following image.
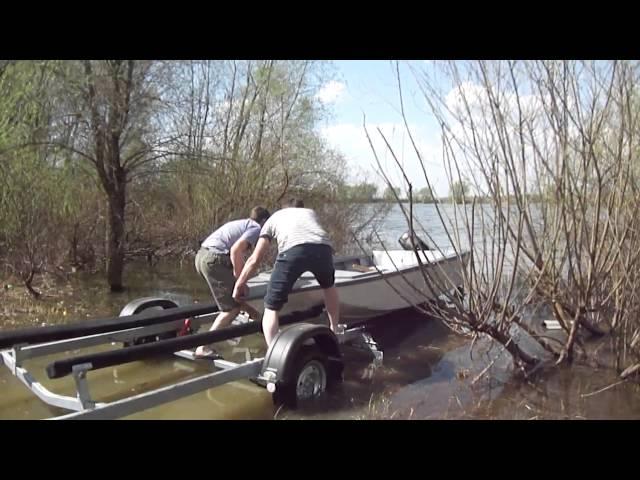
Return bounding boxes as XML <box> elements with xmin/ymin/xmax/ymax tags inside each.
<box><xmin>49</xmin><ymin>359</ymin><xmax>264</xmax><ymax>420</ymax></box>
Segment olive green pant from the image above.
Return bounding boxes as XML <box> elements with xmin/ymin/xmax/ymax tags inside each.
<box><xmin>195</xmin><ymin>248</ymin><xmax>240</xmax><ymax>312</ymax></box>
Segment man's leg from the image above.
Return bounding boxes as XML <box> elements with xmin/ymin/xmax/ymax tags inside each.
<box><xmin>262</xmin><ymin>307</ymin><xmax>280</xmax><ymax>346</ymax></box>
<box><xmin>210</xmin><ymin>307</ymin><xmax>241</xmax><ymax>329</ymax></box>
<box><xmin>262</xmin><ymin>248</ymin><xmax>304</xmax><ymax>347</ymax></box>
<box><xmin>195</xmin><ymin>258</ymin><xmax>240</xmax><ymax>357</ymax></box>
<box><xmin>195</xmin><ymin>307</ymin><xmax>240</xmax><ymax>356</ymax></box>
<box><xmin>309</xmin><ymin>244</ymin><xmax>339</xmax><ymax>332</ymax></box>
<box><xmin>322</xmin><ymin>286</ymin><xmax>340</xmax><ymax>332</ymax></box>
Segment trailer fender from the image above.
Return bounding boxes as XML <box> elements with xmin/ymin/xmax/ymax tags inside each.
<box><xmin>119</xmin><ymin>297</ymin><xmax>180</xmax><ymax>316</ymax></box>
<box><xmin>258</xmin><ymin>323</ymin><xmax>343</xmax><ymax>403</ymax></box>
<box><xmin>119</xmin><ymin>297</ymin><xmax>184</xmax><ymax>346</ymax></box>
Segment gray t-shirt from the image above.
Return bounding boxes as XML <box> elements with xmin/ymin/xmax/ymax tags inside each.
<box><xmin>201</xmin><ymin>218</ymin><xmax>262</xmax><ymax>254</ymax></box>
<box><xmin>259</xmin><ymin>208</ymin><xmax>332</xmax><ymax>253</ymax></box>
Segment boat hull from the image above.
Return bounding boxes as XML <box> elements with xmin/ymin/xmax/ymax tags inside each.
<box><xmin>243</xmin><ymin>249</ymin><xmax>469</xmax><ymax>325</ymax></box>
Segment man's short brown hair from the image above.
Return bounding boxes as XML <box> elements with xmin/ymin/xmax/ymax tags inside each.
<box><xmin>250</xmin><ymin>206</ymin><xmax>271</xmax><ymax>224</ymax></box>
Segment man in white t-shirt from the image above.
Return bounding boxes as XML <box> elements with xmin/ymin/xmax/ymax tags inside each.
<box><xmin>232</xmin><ymin>198</ymin><xmax>340</xmax><ymax>346</ymax></box>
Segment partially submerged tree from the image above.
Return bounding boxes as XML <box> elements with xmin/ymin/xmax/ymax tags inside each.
<box><xmin>1</xmin><ymin>60</ymin><xmax>388</xmax><ymax>297</ymax></box>
<box><xmin>366</xmin><ymin>60</ymin><xmax>640</xmax><ymax>379</ymax></box>
<box><xmin>45</xmin><ymin>60</ymin><xmax>177</xmax><ymax>291</ymax></box>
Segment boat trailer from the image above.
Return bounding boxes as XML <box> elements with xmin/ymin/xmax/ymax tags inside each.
<box><xmin>0</xmin><ymin>297</ymin><xmax>383</xmax><ymax>420</ymax></box>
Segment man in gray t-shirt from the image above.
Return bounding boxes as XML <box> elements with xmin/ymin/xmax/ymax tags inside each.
<box><xmin>194</xmin><ymin>206</ymin><xmax>270</xmax><ymax>357</ymax></box>
<box><xmin>201</xmin><ymin>219</ymin><xmax>262</xmax><ymax>255</ymax></box>
<box><xmin>232</xmin><ymin>198</ymin><xmax>340</xmax><ymax>346</ymax></box>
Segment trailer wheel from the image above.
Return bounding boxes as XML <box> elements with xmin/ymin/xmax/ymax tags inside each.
<box><xmin>273</xmin><ymin>345</ymin><xmax>329</xmax><ymax>408</ymax></box>
<box><xmin>120</xmin><ymin>298</ymin><xmax>182</xmax><ymax>347</ymax></box>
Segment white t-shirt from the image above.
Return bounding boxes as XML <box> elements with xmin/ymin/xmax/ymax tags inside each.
<box><xmin>259</xmin><ymin>208</ymin><xmax>332</xmax><ymax>253</ymax></box>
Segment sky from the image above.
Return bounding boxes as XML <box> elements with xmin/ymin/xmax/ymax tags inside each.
<box><xmin>316</xmin><ymin>60</ymin><xmax>453</xmax><ymax>198</ymax></box>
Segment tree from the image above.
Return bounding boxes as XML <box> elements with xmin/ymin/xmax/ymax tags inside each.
<box><xmin>415</xmin><ymin>186</ymin><xmax>435</xmax><ymax>203</ymax></box>
<box><xmin>0</xmin><ymin>61</ymin><xmax>72</xmax><ymax>296</ymax></box>
<box><xmin>46</xmin><ymin>60</ymin><xmax>175</xmax><ymax>291</ymax></box>
<box><xmin>383</xmin><ymin>186</ymin><xmax>401</xmax><ymax>202</ymax></box>
<box><xmin>339</xmin><ymin>182</ymin><xmax>378</xmax><ymax>202</ymax></box>
<box><xmin>449</xmin><ymin>180</ymin><xmax>469</xmax><ymax>203</ymax></box>
<box><xmin>379</xmin><ymin>59</ymin><xmax>640</xmax><ymax>376</ymax></box>
<box><xmin>0</xmin><ymin>60</ymin><xmax>382</xmax><ymax>296</ymax></box>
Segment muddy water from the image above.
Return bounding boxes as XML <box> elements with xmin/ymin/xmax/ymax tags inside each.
<box><xmin>2</xmin><ymin>271</ymin><xmax>638</xmax><ymax>420</ymax></box>
<box><xmin>1</xmin><ymin>204</ymin><xmax>640</xmax><ymax>419</ymax></box>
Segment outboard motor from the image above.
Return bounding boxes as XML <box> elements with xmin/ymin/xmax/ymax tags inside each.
<box><xmin>399</xmin><ymin>231</ymin><xmax>432</xmax><ymax>251</ymax></box>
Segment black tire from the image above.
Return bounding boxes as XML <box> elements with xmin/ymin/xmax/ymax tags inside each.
<box><xmin>122</xmin><ymin>305</ymin><xmax>182</xmax><ymax>347</ymax></box>
<box><xmin>272</xmin><ymin>345</ymin><xmax>330</xmax><ymax>409</ymax></box>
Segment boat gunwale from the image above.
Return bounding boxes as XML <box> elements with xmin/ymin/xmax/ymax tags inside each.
<box><xmin>244</xmin><ymin>249</ymin><xmax>470</xmax><ymax>301</ymax></box>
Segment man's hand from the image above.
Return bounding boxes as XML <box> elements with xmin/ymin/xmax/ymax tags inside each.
<box><xmin>233</xmin><ymin>282</ymin><xmax>249</xmax><ymax>301</ymax></box>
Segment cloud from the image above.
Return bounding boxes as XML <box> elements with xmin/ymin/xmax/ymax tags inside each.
<box><xmin>445</xmin><ymin>80</ymin><xmax>545</xmax><ymax>122</ymax></box>
<box><xmin>440</xmin><ymin>80</ymin><xmax>557</xmax><ymax>194</ymax></box>
<box><xmin>315</xmin><ymin>81</ymin><xmax>347</xmax><ymax>104</ymax></box>
<box><xmin>319</xmin><ymin>77</ymin><xmax>554</xmax><ymax>199</ymax></box>
<box><xmin>320</xmin><ymin>122</ymin><xmax>450</xmax><ymax>197</ymax></box>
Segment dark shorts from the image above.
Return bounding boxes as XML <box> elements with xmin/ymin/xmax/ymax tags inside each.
<box><xmin>195</xmin><ymin>248</ymin><xmax>240</xmax><ymax>312</ymax></box>
<box><xmin>264</xmin><ymin>243</ymin><xmax>335</xmax><ymax>311</ymax></box>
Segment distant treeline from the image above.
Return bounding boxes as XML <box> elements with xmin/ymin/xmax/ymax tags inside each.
<box><xmin>342</xmin><ymin>181</ymin><xmax>551</xmax><ymax>205</ymax></box>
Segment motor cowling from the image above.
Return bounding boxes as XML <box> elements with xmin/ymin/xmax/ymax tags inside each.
<box><xmin>398</xmin><ymin>231</ymin><xmax>432</xmax><ymax>251</ymax></box>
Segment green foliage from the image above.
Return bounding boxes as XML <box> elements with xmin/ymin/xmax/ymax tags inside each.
<box><xmin>450</xmin><ymin>180</ymin><xmax>469</xmax><ymax>203</ymax></box>
<box><xmin>0</xmin><ymin>60</ymin><xmax>380</xmax><ymax>291</ymax></box>
<box><xmin>415</xmin><ymin>186</ymin><xmax>436</xmax><ymax>203</ymax></box>
<box><xmin>338</xmin><ymin>182</ymin><xmax>378</xmax><ymax>202</ymax></box>
<box><xmin>383</xmin><ymin>186</ymin><xmax>401</xmax><ymax>201</ymax></box>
